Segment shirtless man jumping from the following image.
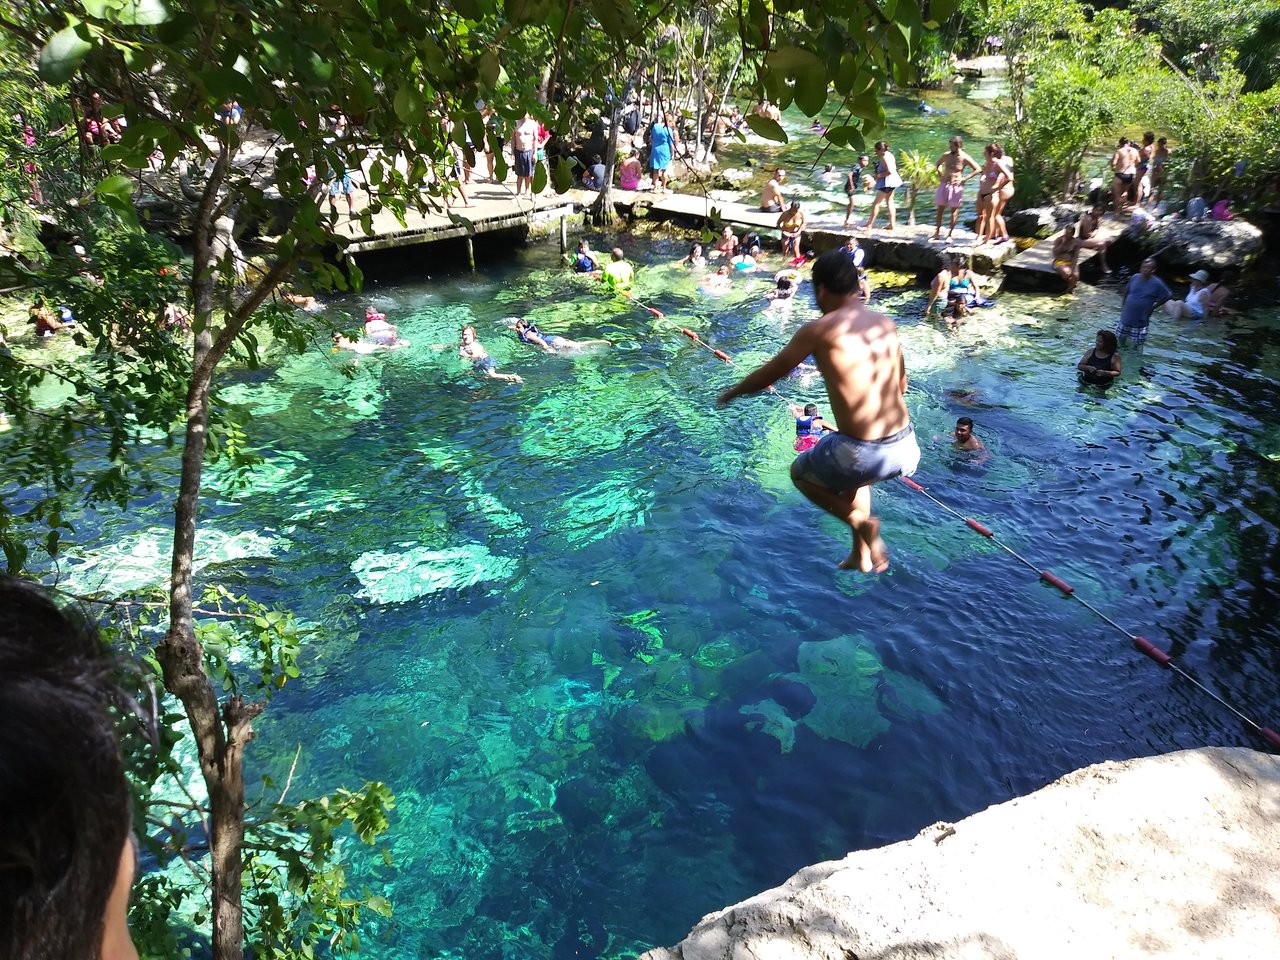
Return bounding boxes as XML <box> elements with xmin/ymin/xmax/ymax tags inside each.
<box><xmin>931</xmin><ymin>136</ymin><xmax>980</xmax><ymax>241</ymax></box>
<box><xmin>718</xmin><ymin>249</ymin><xmax>919</xmax><ymax>573</ymax></box>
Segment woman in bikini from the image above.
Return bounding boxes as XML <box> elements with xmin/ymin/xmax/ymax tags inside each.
<box><xmin>969</xmin><ymin>144</ymin><xmax>1001</xmax><ymax>245</ymax></box>
<box><xmin>984</xmin><ymin>144</ymin><xmax>1015</xmax><ymax>246</ymax></box>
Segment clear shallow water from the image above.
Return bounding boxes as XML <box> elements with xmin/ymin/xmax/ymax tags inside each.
<box><xmin>47</xmin><ymin>237</ymin><xmax>1280</xmax><ymax>957</ymax></box>
<box><xmin>33</xmin><ymin>77</ymin><xmax>1280</xmax><ymax>957</ymax></box>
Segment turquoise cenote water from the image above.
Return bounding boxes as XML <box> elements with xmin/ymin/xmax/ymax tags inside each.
<box><xmin>51</xmin><ymin>85</ymin><xmax>1280</xmax><ymax>957</ymax></box>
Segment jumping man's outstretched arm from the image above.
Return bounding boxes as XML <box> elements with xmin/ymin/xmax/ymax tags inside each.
<box><xmin>717</xmin><ymin>324</ymin><xmax>820</xmax><ymax>405</ymax></box>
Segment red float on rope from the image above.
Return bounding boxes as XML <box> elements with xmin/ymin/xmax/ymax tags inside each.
<box><xmin>964</xmin><ymin>517</ymin><xmax>994</xmax><ymax>538</ymax></box>
<box><xmin>1262</xmin><ymin>728</ymin><xmax>1280</xmax><ymax>750</ymax></box>
<box><xmin>713</xmin><ymin>349</ymin><xmax>733</xmax><ymax>364</ymax></box>
<box><xmin>1132</xmin><ymin>636</ymin><xmax>1172</xmax><ymax>667</ymax></box>
<box><xmin>681</xmin><ymin>328</ymin><xmax>700</xmax><ymax>341</ymax></box>
<box><xmin>901</xmin><ymin>476</ymin><xmax>926</xmax><ymax>493</ymax></box>
<box><xmin>1039</xmin><ymin>570</ymin><xmax>1075</xmax><ymax>595</ymax></box>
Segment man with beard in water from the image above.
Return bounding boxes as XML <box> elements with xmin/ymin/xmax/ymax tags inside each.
<box><xmin>718</xmin><ymin>250</ymin><xmax>919</xmax><ymax>573</ymax></box>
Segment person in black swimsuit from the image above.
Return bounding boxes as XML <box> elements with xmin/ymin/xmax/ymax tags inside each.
<box><xmin>1077</xmin><ymin>329</ymin><xmax>1122</xmax><ymax>385</ymax></box>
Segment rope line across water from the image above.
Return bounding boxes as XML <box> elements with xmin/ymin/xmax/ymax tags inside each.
<box><xmin>898</xmin><ymin>474</ymin><xmax>1280</xmax><ymax>753</ymax></box>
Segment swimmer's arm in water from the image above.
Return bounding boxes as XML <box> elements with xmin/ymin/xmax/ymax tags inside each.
<box><xmin>717</xmin><ymin>324</ymin><xmax>820</xmax><ymax>405</ymax></box>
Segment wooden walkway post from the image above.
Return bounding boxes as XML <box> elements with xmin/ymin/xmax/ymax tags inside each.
<box><xmin>559</xmin><ymin>214</ymin><xmax>567</xmax><ymax>254</ymax></box>
<box><xmin>466</xmin><ymin>236</ymin><xmax>475</xmax><ymax>272</ymax></box>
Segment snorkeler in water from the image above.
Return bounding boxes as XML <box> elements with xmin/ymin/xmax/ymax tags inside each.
<box><xmin>513</xmin><ymin>318</ymin><xmax>609</xmax><ymax>353</ymax></box>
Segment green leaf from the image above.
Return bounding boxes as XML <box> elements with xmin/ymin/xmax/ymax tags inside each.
<box><xmin>393</xmin><ymin>86</ymin><xmax>421</xmax><ymax>124</ymax></box>
<box><xmin>115</xmin><ymin>0</ymin><xmax>170</xmax><ymax>25</ymax></box>
<box><xmin>477</xmin><ymin>50</ymin><xmax>500</xmax><ymax>89</ymax></box>
<box><xmin>744</xmin><ymin>114</ymin><xmax>788</xmax><ymax>143</ymax></box>
<box><xmin>532</xmin><ymin>160</ymin><xmax>547</xmax><ymax>194</ymax></box>
<box><xmin>552</xmin><ymin>155</ymin><xmax>574</xmax><ymax>192</ymax></box>
<box><xmin>765</xmin><ymin>45</ymin><xmax>822</xmax><ymax>73</ymax></box>
<box><xmin>824</xmin><ymin>125</ymin><xmax>864</xmax><ymax>150</ymax></box>
<box><xmin>793</xmin><ymin>64</ymin><xmax>828</xmax><ymax>116</ymax></box>
<box><xmin>39</xmin><ymin>25</ymin><xmax>93</xmax><ymax>84</ymax></box>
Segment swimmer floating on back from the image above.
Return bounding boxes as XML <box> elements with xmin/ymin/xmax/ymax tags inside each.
<box><xmin>460</xmin><ymin>325</ymin><xmax>522</xmax><ymax>382</ymax></box>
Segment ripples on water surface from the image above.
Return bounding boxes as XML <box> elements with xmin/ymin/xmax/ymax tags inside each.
<box><xmin>49</xmin><ymin>234</ymin><xmax>1280</xmax><ymax>957</ymax></box>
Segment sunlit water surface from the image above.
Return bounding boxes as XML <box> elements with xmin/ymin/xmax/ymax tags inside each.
<box><xmin>37</xmin><ymin>81</ymin><xmax>1280</xmax><ymax>958</ymax></box>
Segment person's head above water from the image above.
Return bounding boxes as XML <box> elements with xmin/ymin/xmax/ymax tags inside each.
<box><xmin>1095</xmin><ymin>329</ymin><xmax>1118</xmax><ymax>352</ymax></box>
<box><xmin>803</xmin><ymin>403</ymin><xmax>819</xmax><ymax>416</ymax></box>
<box><xmin>610</xmin><ymin>247</ymin><xmax>625</xmax><ymax>262</ymax></box>
<box><xmin>954</xmin><ymin>416</ymin><xmax>975</xmax><ymax>440</ymax></box>
<box><xmin>577</xmin><ymin>239</ymin><xmax>591</xmax><ymax>253</ymax></box>
<box><xmin>811</xmin><ymin>249</ymin><xmax>859</xmax><ymax>298</ymax></box>
<box><xmin>461</xmin><ymin>325</ymin><xmax>477</xmax><ymax>341</ymax></box>
<box><xmin>0</xmin><ymin>576</ymin><xmax>138</xmax><ymax>960</ymax></box>
<box><xmin>689</xmin><ymin>242</ymin><xmax>703</xmax><ymax>256</ymax></box>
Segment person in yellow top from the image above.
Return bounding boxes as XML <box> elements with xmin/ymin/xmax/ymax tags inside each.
<box><xmin>601</xmin><ymin>247</ymin><xmax>634</xmax><ymax>293</ymax></box>
<box><xmin>777</xmin><ymin>202</ymin><xmax>805</xmax><ymax>259</ymax></box>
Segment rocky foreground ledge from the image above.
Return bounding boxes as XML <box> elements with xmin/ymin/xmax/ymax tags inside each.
<box><xmin>639</xmin><ymin>747</ymin><xmax>1279</xmax><ymax>960</ymax></box>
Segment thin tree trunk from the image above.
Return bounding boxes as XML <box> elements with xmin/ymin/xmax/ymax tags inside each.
<box><xmin>158</xmin><ymin>139</ymin><xmax>298</xmax><ymax>960</ymax></box>
<box><xmin>711</xmin><ymin>48</ymin><xmax>743</xmax><ymax>156</ymax></box>
<box><xmin>591</xmin><ymin>66</ymin><xmax>641</xmax><ymax>225</ymax></box>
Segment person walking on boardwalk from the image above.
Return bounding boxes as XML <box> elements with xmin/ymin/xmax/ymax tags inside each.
<box><xmin>931</xmin><ymin>136</ymin><xmax>980</xmax><ymax>241</ymax></box>
<box><xmin>861</xmin><ymin>142</ymin><xmax>902</xmax><ymax>234</ymax></box>
<box><xmin>718</xmin><ymin>250</ymin><xmax>920</xmax><ymax>573</ymax></box>
<box><xmin>647</xmin><ymin>113</ymin><xmax>678</xmax><ymax>194</ymax></box>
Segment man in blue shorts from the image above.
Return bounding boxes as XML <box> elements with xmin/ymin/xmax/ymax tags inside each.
<box><xmin>1117</xmin><ymin>257</ymin><xmax>1171</xmax><ymax>346</ymax></box>
<box><xmin>719</xmin><ymin>249</ymin><xmax>919</xmax><ymax>573</ymax></box>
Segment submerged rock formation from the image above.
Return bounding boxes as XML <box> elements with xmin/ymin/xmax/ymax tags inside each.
<box><xmin>640</xmin><ymin>747</ymin><xmax>1279</xmax><ymax>960</ymax></box>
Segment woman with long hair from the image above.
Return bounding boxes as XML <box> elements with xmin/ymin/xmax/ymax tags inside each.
<box><xmin>985</xmin><ymin>143</ymin><xmax>1015</xmax><ymax>245</ymax></box>
<box><xmin>860</xmin><ymin>141</ymin><xmax>902</xmax><ymax>233</ymax></box>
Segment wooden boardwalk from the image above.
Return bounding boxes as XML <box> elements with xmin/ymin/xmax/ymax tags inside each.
<box><xmin>616</xmin><ymin>189</ymin><xmax>1023</xmax><ymax>275</ymax></box>
<box><xmin>334</xmin><ymin>180</ymin><xmax>576</xmax><ymax>254</ymax></box>
<box><xmin>329</xmin><ymin>177</ymin><xmax>1024</xmax><ymax>278</ymax></box>
<box><xmin>1001</xmin><ymin>219</ymin><xmax>1124</xmax><ymax>284</ymax></box>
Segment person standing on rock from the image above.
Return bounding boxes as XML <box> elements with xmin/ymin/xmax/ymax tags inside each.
<box><xmin>718</xmin><ymin>250</ymin><xmax>919</xmax><ymax>574</ymax></box>
<box><xmin>1116</xmin><ymin>257</ymin><xmax>1171</xmax><ymax>347</ymax></box>
<box><xmin>1110</xmin><ymin>137</ymin><xmax>1141</xmax><ymax>217</ymax></box>
<box><xmin>931</xmin><ymin>137</ymin><xmax>980</xmax><ymax>242</ymax></box>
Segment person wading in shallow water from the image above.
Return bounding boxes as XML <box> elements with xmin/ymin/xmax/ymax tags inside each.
<box><xmin>718</xmin><ymin>250</ymin><xmax>919</xmax><ymax>573</ymax></box>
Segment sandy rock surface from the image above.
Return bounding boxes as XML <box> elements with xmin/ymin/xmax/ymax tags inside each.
<box><xmin>639</xmin><ymin>747</ymin><xmax>1279</xmax><ymax>960</ymax></box>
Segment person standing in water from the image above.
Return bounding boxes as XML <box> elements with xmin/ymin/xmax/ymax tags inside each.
<box><xmin>718</xmin><ymin>250</ymin><xmax>919</xmax><ymax>573</ymax></box>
